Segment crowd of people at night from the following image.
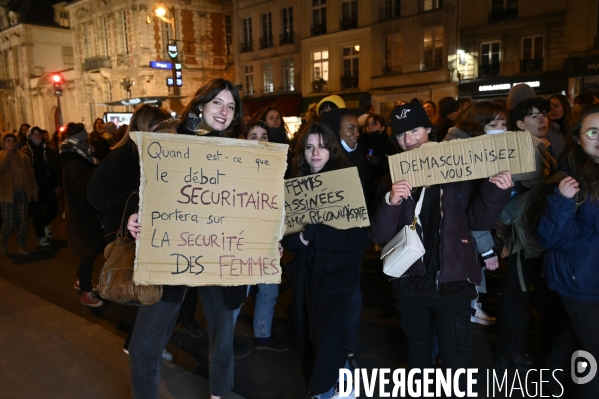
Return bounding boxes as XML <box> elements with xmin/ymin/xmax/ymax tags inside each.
<box><xmin>1</xmin><ymin>78</ymin><xmax>598</xmax><ymax>399</ymax></box>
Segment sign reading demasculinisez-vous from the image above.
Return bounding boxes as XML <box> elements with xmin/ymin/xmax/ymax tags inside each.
<box><xmin>389</xmin><ymin>131</ymin><xmax>536</xmax><ymax>187</ymax></box>
<box><xmin>131</xmin><ymin>132</ymin><xmax>288</xmax><ymax>286</ymax></box>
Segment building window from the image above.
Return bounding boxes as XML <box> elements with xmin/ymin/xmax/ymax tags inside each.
<box><xmin>489</xmin><ymin>0</ymin><xmax>518</xmax><ymax>23</ymax></box>
<box><xmin>241</xmin><ymin>18</ymin><xmax>253</xmax><ymax>52</ymax></box>
<box><xmin>62</xmin><ymin>47</ymin><xmax>74</xmax><ymax>69</ymax></box>
<box><xmin>260</xmin><ymin>13</ymin><xmax>273</xmax><ymax>49</ymax></box>
<box><xmin>420</xmin><ymin>0</ymin><xmax>442</xmax><ymax>11</ymax></box>
<box><xmin>341</xmin><ymin>46</ymin><xmax>359</xmax><ymax>89</ymax></box>
<box><xmin>341</xmin><ymin>0</ymin><xmax>358</xmax><ymax>30</ymax></box>
<box><xmin>312</xmin><ymin>0</ymin><xmax>327</xmax><ymax>37</ymax></box>
<box><xmin>59</xmin><ymin>11</ymin><xmax>69</xmax><ymax>27</ymax></box>
<box><xmin>422</xmin><ymin>27</ymin><xmax>443</xmax><ymax>70</ymax></box>
<box><xmin>82</xmin><ymin>24</ymin><xmax>91</xmax><ymax>60</ymax></box>
<box><xmin>117</xmin><ymin>10</ymin><xmax>129</xmax><ymax>55</ymax></box>
<box><xmin>480</xmin><ymin>41</ymin><xmax>501</xmax><ymax>76</ymax></box>
<box><xmin>263</xmin><ymin>62</ymin><xmax>274</xmax><ymax>93</ymax></box>
<box><xmin>34</xmin><ymin>66</ymin><xmax>44</xmax><ymax>77</ymax></box>
<box><xmin>225</xmin><ymin>15</ymin><xmax>233</xmax><ymax>55</ymax></box>
<box><xmin>281</xmin><ymin>7</ymin><xmax>294</xmax><ymax>45</ymax></box>
<box><xmin>312</xmin><ymin>50</ymin><xmax>329</xmax><ymax>83</ymax></box>
<box><xmin>283</xmin><ymin>59</ymin><xmax>294</xmax><ymax>91</ymax></box>
<box><xmin>384</xmin><ymin>34</ymin><xmax>402</xmax><ymax>74</ymax></box>
<box><xmin>521</xmin><ymin>35</ymin><xmax>543</xmax><ymax>72</ymax></box>
<box><xmin>380</xmin><ymin>0</ymin><xmax>401</xmax><ymax>21</ymax></box>
<box><xmin>244</xmin><ymin>65</ymin><xmax>254</xmax><ymax>96</ymax></box>
<box><xmin>103</xmin><ymin>81</ymin><xmax>112</xmax><ymax>102</ymax></box>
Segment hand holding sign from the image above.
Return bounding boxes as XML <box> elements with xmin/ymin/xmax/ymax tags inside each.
<box><xmin>390</xmin><ymin>181</ymin><xmax>412</xmax><ymax>205</ymax></box>
<box><xmin>489</xmin><ymin>171</ymin><xmax>514</xmax><ymax>190</ymax></box>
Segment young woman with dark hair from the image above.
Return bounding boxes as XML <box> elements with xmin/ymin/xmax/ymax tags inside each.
<box><xmin>126</xmin><ymin>79</ymin><xmax>247</xmax><ymax>399</ymax></box>
<box><xmin>283</xmin><ymin>123</ymin><xmax>371</xmax><ymax>399</ymax></box>
<box><xmin>258</xmin><ymin>106</ymin><xmax>289</xmax><ymax>144</ymax></box>
<box><xmin>537</xmin><ymin>105</ymin><xmax>599</xmax><ymax>398</ymax></box>
<box><xmin>423</xmin><ymin>100</ymin><xmax>437</xmax><ymax>122</ymax></box>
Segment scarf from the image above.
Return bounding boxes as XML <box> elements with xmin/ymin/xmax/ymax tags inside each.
<box><xmin>59</xmin><ymin>131</ymin><xmax>99</xmax><ymax>165</ymax></box>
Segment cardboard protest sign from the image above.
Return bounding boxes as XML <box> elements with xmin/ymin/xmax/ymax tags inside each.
<box><xmin>389</xmin><ymin>131</ymin><xmax>536</xmax><ymax>187</ymax></box>
<box><xmin>131</xmin><ymin>132</ymin><xmax>288</xmax><ymax>286</ymax></box>
<box><xmin>283</xmin><ymin>167</ymin><xmax>370</xmax><ymax>235</ymax></box>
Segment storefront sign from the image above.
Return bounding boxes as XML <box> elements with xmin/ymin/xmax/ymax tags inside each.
<box><xmin>479</xmin><ymin>81</ymin><xmax>540</xmax><ymax>92</ymax></box>
<box><xmin>150</xmin><ymin>61</ymin><xmax>172</xmax><ymax>70</ymax></box>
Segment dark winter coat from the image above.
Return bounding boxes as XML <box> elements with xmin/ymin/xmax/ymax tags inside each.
<box><xmin>536</xmin><ymin>165</ymin><xmax>599</xmax><ymax>303</ymax></box>
<box><xmin>60</xmin><ymin>152</ymin><xmax>105</xmax><ymax>257</ymax></box>
<box><xmin>282</xmin><ymin>224</ymin><xmax>371</xmax><ymax>395</ymax></box>
<box><xmin>433</xmin><ymin>115</ymin><xmax>455</xmax><ymax>142</ymax></box>
<box><xmin>370</xmin><ymin>179</ymin><xmax>510</xmax><ymax>286</ymax></box>
<box><xmin>87</xmin><ymin>140</ymin><xmax>140</xmax><ymax>244</ymax></box>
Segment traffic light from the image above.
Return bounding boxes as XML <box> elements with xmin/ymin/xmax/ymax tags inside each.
<box><xmin>51</xmin><ymin>74</ymin><xmax>63</xmax><ymax>97</ymax></box>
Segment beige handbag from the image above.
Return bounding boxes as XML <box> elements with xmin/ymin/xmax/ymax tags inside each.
<box><xmin>98</xmin><ymin>191</ymin><xmax>162</xmax><ymax>306</ymax></box>
<box><xmin>380</xmin><ymin>187</ymin><xmax>426</xmax><ymax>278</ymax></box>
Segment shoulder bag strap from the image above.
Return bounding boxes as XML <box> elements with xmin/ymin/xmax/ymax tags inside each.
<box><xmin>117</xmin><ymin>190</ymin><xmax>139</xmax><ymax>239</ymax></box>
<box><xmin>410</xmin><ymin>186</ymin><xmax>426</xmax><ymax>229</ymax></box>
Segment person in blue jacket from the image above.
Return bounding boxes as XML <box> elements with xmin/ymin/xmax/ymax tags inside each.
<box><xmin>536</xmin><ymin>105</ymin><xmax>599</xmax><ymax>399</ymax></box>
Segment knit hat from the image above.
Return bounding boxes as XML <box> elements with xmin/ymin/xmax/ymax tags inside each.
<box><xmin>438</xmin><ymin>97</ymin><xmax>460</xmax><ymax>117</ymax></box>
<box><xmin>506</xmin><ymin>83</ymin><xmax>536</xmax><ymax>110</ymax></box>
<box><xmin>390</xmin><ymin>102</ymin><xmax>434</xmax><ymax>137</ymax></box>
<box><xmin>103</xmin><ymin>122</ymin><xmax>117</xmax><ymax>134</ymax></box>
<box><xmin>317</xmin><ymin>95</ymin><xmax>346</xmax><ymax>115</ymax></box>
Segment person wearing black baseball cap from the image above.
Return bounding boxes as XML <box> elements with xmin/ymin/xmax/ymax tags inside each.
<box><xmin>370</xmin><ymin>102</ymin><xmax>513</xmax><ymax>388</ymax></box>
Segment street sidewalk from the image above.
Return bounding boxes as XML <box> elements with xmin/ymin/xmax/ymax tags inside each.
<box><xmin>0</xmin><ymin>277</ymin><xmax>244</xmax><ymax>399</ymax></box>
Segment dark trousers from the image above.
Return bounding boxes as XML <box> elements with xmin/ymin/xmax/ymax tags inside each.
<box><xmin>77</xmin><ymin>256</ymin><xmax>97</xmax><ymax>292</ymax></box>
<box><xmin>1</xmin><ymin>191</ymin><xmax>29</xmax><ymax>247</ymax></box>
<box><xmin>342</xmin><ymin>280</ymin><xmax>361</xmax><ymax>352</ymax></box>
<box><xmin>396</xmin><ymin>297</ymin><xmax>473</xmax><ymax>395</ymax></box>
<box><xmin>560</xmin><ymin>295</ymin><xmax>599</xmax><ymax>399</ymax></box>
<box><xmin>129</xmin><ymin>286</ymin><xmax>235</xmax><ymax>398</ymax></box>
<box><xmin>30</xmin><ymin>188</ymin><xmax>58</xmax><ymax>239</ymax></box>
<box><xmin>497</xmin><ymin>252</ymin><xmax>542</xmax><ymax>355</ymax></box>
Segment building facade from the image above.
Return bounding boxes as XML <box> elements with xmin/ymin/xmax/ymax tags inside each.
<box><xmin>64</xmin><ymin>0</ymin><xmax>234</xmax><ymax>128</ymax></box>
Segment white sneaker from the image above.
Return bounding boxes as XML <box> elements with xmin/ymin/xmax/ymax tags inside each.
<box><xmin>44</xmin><ymin>226</ymin><xmax>53</xmax><ymax>238</ymax></box>
<box><xmin>39</xmin><ymin>236</ymin><xmax>51</xmax><ymax>247</ymax></box>
<box><xmin>162</xmin><ymin>349</ymin><xmax>173</xmax><ymax>361</ymax></box>
<box><xmin>471</xmin><ymin>301</ymin><xmax>497</xmax><ymax>326</ymax></box>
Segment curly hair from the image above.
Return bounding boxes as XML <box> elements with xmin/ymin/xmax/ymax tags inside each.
<box><xmin>456</xmin><ymin>101</ymin><xmax>507</xmax><ymax>137</ymax></box>
<box><xmin>567</xmin><ymin>105</ymin><xmax>599</xmax><ymax>203</ymax></box>
<box><xmin>291</xmin><ymin>123</ymin><xmax>348</xmax><ymax>177</ymax></box>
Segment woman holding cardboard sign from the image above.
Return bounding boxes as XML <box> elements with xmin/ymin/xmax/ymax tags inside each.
<box><xmin>282</xmin><ymin>123</ymin><xmax>372</xmax><ymax>399</ymax></box>
<box><xmin>369</xmin><ymin>102</ymin><xmax>512</xmax><ymax>390</ymax></box>
<box><xmin>126</xmin><ymin>79</ymin><xmax>247</xmax><ymax>399</ymax></box>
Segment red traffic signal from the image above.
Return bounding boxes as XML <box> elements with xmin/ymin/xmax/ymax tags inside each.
<box><xmin>51</xmin><ymin>74</ymin><xmax>62</xmax><ymax>83</ymax></box>
<box><xmin>51</xmin><ymin>73</ymin><xmax>64</xmax><ymax>97</ymax></box>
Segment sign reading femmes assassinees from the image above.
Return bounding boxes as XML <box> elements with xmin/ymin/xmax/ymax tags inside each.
<box><xmin>284</xmin><ymin>167</ymin><xmax>370</xmax><ymax>235</ymax></box>
<box><xmin>389</xmin><ymin>131</ymin><xmax>537</xmax><ymax>187</ymax></box>
<box><xmin>131</xmin><ymin>132</ymin><xmax>288</xmax><ymax>286</ymax></box>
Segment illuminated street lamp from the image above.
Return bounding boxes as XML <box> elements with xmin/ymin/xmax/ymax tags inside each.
<box><xmin>148</xmin><ymin>3</ymin><xmax>180</xmax><ymax>95</ymax></box>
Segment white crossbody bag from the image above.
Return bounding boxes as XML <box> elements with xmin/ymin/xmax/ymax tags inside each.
<box><xmin>380</xmin><ymin>187</ymin><xmax>426</xmax><ymax>278</ymax></box>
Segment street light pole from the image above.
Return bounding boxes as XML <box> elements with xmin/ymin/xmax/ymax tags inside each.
<box><xmin>154</xmin><ymin>4</ymin><xmax>179</xmax><ymax>95</ymax></box>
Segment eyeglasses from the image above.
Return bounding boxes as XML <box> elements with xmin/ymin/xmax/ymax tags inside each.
<box><xmin>582</xmin><ymin>129</ymin><xmax>599</xmax><ymax>140</ymax></box>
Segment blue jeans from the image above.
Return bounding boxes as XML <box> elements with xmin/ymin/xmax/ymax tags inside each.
<box><xmin>129</xmin><ymin>286</ymin><xmax>235</xmax><ymax>398</ymax></box>
<box><xmin>234</xmin><ymin>283</ymin><xmax>279</xmax><ymax>338</ymax></box>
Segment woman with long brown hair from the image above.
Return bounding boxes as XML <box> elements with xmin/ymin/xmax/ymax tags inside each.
<box><xmin>282</xmin><ymin>123</ymin><xmax>371</xmax><ymax>399</ymax></box>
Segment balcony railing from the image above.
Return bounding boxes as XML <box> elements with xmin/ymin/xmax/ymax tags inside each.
<box><xmin>280</xmin><ymin>32</ymin><xmax>294</xmax><ymax>45</ymax></box>
<box><xmin>479</xmin><ymin>63</ymin><xmax>501</xmax><ymax>77</ymax></box>
<box><xmin>422</xmin><ymin>59</ymin><xmax>443</xmax><ymax>71</ymax></box>
<box><xmin>0</xmin><ymin>79</ymin><xmax>14</xmax><ymax>89</ymax></box>
<box><xmin>488</xmin><ymin>7</ymin><xmax>518</xmax><ymax>23</ymax></box>
<box><xmin>311</xmin><ymin>24</ymin><xmax>327</xmax><ymax>37</ymax></box>
<box><xmin>379</xmin><ymin>6</ymin><xmax>401</xmax><ymax>21</ymax></box>
<box><xmin>341</xmin><ymin>75</ymin><xmax>359</xmax><ymax>89</ymax></box>
<box><xmin>82</xmin><ymin>56</ymin><xmax>111</xmax><ymax>71</ymax></box>
<box><xmin>240</xmin><ymin>40</ymin><xmax>253</xmax><ymax>53</ymax></box>
<box><xmin>520</xmin><ymin>58</ymin><xmax>543</xmax><ymax>73</ymax></box>
<box><xmin>340</xmin><ymin>17</ymin><xmax>358</xmax><ymax>31</ymax></box>
<box><xmin>383</xmin><ymin>65</ymin><xmax>402</xmax><ymax>75</ymax></box>
<box><xmin>312</xmin><ymin>79</ymin><xmax>328</xmax><ymax>92</ymax></box>
<box><xmin>259</xmin><ymin>36</ymin><xmax>274</xmax><ymax>49</ymax></box>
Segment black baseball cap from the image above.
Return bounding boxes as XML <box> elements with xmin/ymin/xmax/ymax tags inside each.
<box><xmin>390</xmin><ymin>102</ymin><xmax>434</xmax><ymax>138</ymax></box>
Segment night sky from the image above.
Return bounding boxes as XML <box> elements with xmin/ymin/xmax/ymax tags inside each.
<box><xmin>11</xmin><ymin>0</ymin><xmax>65</xmax><ymax>26</ymax></box>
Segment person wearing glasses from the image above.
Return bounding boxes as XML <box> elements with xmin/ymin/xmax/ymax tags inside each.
<box><xmin>536</xmin><ymin>106</ymin><xmax>599</xmax><ymax>399</ymax></box>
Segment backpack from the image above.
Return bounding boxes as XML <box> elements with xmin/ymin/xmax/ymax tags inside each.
<box><xmin>500</xmin><ymin>171</ymin><xmax>568</xmax><ymax>259</ymax></box>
